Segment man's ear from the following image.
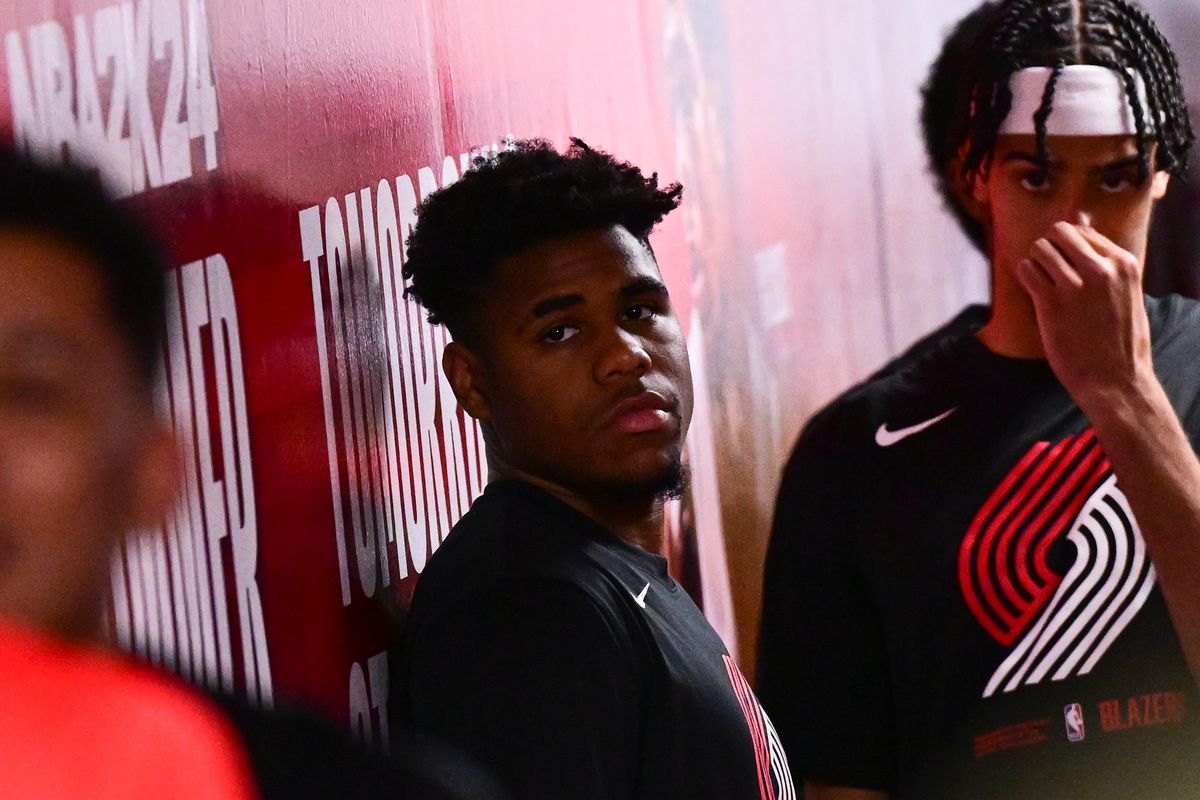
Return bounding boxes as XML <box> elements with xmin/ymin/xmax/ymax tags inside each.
<box><xmin>967</xmin><ymin>166</ymin><xmax>990</xmax><ymax>208</ymax></box>
<box><xmin>1151</xmin><ymin>170</ymin><xmax>1171</xmax><ymax>201</ymax></box>
<box><xmin>947</xmin><ymin>155</ymin><xmax>990</xmax><ymax>222</ymax></box>
<box><xmin>442</xmin><ymin>341</ymin><xmax>491</xmax><ymax>421</ymax></box>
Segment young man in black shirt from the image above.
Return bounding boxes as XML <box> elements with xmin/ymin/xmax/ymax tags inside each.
<box><xmin>759</xmin><ymin>2</ymin><xmax>1200</xmax><ymax>798</ymax></box>
<box><xmin>397</xmin><ymin>138</ymin><xmax>794</xmax><ymax>799</ymax></box>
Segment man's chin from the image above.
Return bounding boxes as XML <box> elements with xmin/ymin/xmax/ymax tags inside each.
<box><xmin>651</xmin><ymin>458</ymin><xmax>687</xmax><ymax>501</ymax></box>
<box><xmin>597</xmin><ymin>455</ymin><xmax>687</xmax><ymax>503</ymax></box>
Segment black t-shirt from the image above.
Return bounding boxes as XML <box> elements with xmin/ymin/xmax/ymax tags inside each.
<box><xmin>864</xmin><ymin>304</ymin><xmax>989</xmax><ymax>383</ymax></box>
<box><xmin>399</xmin><ymin>480</ymin><xmax>794</xmax><ymax>800</ymax></box>
<box><xmin>759</xmin><ymin>295</ymin><xmax>1200</xmax><ymax>799</ymax></box>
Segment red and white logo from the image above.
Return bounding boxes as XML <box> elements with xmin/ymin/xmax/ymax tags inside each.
<box><xmin>959</xmin><ymin>430</ymin><xmax>1157</xmax><ymax>698</ymax></box>
<box><xmin>723</xmin><ymin>655</ymin><xmax>796</xmax><ymax>800</ymax></box>
<box><xmin>1065</xmin><ymin>703</ymin><xmax>1086</xmax><ymax>742</ymax></box>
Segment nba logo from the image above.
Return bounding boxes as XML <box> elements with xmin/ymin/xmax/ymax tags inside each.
<box><xmin>1064</xmin><ymin>703</ymin><xmax>1086</xmax><ymax>743</ymax></box>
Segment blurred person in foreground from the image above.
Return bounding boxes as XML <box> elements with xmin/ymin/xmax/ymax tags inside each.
<box><xmin>0</xmin><ymin>147</ymin><xmax>255</xmax><ymax>799</ymax></box>
<box><xmin>0</xmin><ymin>147</ymin><xmax>495</xmax><ymax>800</ymax></box>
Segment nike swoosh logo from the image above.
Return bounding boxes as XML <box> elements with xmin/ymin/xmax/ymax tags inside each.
<box><xmin>632</xmin><ymin>582</ymin><xmax>650</xmax><ymax>609</ymax></box>
<box><xmin>875</xmin><ymin>408</ymin><xmax>956</xmax><ymax>447</ymax></box>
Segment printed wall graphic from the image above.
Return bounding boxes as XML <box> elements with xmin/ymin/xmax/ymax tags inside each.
<box><xmin>111</xmin><ymin>253</ymin><xmax>272</xmax><ymax>708</ymax></box>
<box><xmin>1</xmin><ymin>0</ymin><xmax>994</xmax><ymax>715</ymax></box>
<box><xmin>5</xmin><ymin>0</ymin><xmax>219</xmax><ymax>195</ymax></box>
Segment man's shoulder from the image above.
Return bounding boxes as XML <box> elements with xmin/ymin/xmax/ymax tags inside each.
<box><xmin>424</xmin><ymin>484</ymin><xmax>602</xmax><ymax>573</ymax></box>
<box><xmin>404</xmin><ymin>558</ymin><xmax>650</xmax><ymax>697</ymax></box>
<box><xmin>865</xmin><ymin>303</ymin><xmax>989</xmax><ymax>383</ymax></box>
<box><xmin>411</xmin><ymin>484</ymin><xmax>636</xmax><ymax>628</ymax></box>
<box><xmin>778</xmin><ymin>313</ymin><xmax>979</xmax><ymax>505</ymax></box>
<box><xmin>792</xmin><ymin>343</ymin><xmax>962</xmax><ymax>458</ymax></box>
<box><xmin>811</xmin><ymin>308</ymin><xmax>978</xmax><ymax>424</ymax></box>
<box><xmin>1149</xmin><ymin>293</ymin><xmax>1200</xmax><ymax>345</ymax></box>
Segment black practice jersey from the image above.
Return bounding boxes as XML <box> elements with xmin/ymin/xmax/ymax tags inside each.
<box><xmin>864</xmin><ymin>304</ymin><xmax>989</xmax><ymax>383</ymax></box>
<box><xmin>759</xmin><ymin>295</ymin><xmax>1200</xmax><ymax>799</ymax></box>
<box><xmin>400</xmin><ymin>480</ymin><xmax>794</xmax><ymax>800</ymax></box>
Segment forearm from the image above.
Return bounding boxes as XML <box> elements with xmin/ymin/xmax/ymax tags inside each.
<box><xmin>1080</xmin><ymin>373</ymin><xmax>1200</xmax><ymax>683</ymax></box>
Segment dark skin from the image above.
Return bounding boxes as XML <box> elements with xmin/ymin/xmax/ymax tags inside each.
<box><xmin>441</xmin><ymin>224</ymin><xmax>694</xmax><ymax>552</ymax></box>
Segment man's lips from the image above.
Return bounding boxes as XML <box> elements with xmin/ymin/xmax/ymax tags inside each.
<box><xmin>601</xmin><ymin>391</ymin><xmax>677</xmax><ymax>434</ymax></box>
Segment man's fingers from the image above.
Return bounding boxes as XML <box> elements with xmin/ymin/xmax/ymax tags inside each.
<box><xmin>1029</xmin><ymin>237</ymin><xmax>1085</xmax><ymax>289</ymax></box>
<box><xmin>1015</xmin><ymin>256</ymin><xmax>1054</xmax><ymax>298</ymax></box>
<box><xmin>1076</xmin><ymin>224</ymin><xmax>1142</xmax><ymax>283</ymax></box>
<box><xmin>1045</xmin><ymin>222</ymin><xmax>1108</xmax><ymax>281</ymax></box>
<box><xmin>1075</xmin><ymin>223</ymin><xmax>1121</xmax><ymax>256</ymax></box>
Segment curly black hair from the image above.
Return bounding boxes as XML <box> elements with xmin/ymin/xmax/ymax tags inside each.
<box><xmin>920</xmin><ymin>1</ymin><xmax>1000</xmax><ymax>253</ymax></box>
<box><xmin>952</xmin><ymin>0</ymin><xmax>1194</xmax><ymax>187</ymax></box>
<box><xmin>402</xmin><ymin>138</ymin><xmax>682</xmax><ymax>342</ymax></box>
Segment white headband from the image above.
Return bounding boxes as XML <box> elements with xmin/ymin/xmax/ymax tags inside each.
<box><xmin>999</xmin><ymin>65</ymin><xmax>1152</xmax><ymax>136</ymax></box>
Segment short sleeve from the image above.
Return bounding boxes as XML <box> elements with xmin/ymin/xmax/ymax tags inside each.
<box><xmin>756</xmin><ymin>409</ymin><xmax>897</xmax><ymax>791</ymax></box>
<box><xmin>404</xmin><ymin>579</ymin><xmax>645</xmax><ymax>800</ymax></box>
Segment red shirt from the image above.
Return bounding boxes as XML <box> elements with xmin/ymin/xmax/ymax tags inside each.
<box><xmin>0</xmin><ymin>620</ymin><xmax>257</xmax><ymax>799</ymax></box>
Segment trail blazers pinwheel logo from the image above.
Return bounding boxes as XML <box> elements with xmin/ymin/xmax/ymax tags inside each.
<box><xmin>959</xmin><ymin>430</ymin><xmax>1157</xmax><ymax>699</ymax></box>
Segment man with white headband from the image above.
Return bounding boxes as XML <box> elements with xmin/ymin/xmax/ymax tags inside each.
<box><xmin>759</xmin><ymin>1</ymin><xmax>1200</xmax><ymax>798</ymax></box>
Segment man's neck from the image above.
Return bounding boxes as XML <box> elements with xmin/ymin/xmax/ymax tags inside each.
<box><xmin>977</xmin><ymin>277</ymin><xmax>1047</xmax><ymax>359</ymax></box>
<box><xmin>488</xmin><ymin>461</ymin><xmax>665</xmax><ymax>553</ymax></box>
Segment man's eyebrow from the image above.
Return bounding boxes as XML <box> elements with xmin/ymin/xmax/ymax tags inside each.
<box><xmin>530</xmin><ymin>293</ymin><xmax>585</xmax><ymax>319</ymax></box>
<box><xmin>1001</xmin><ymin>151</ymin><xmax>1143</xmax><ymax>173</ymax></box>
<box><xmin>1094</xmin><ymin>156</ymin><xmax>1142</xmax><ymax>172</ymax></box>
<box><xmin>527</xmin><ymin>277</ymin><xmax>669</xmax><ymax>320</ymax></box>
<box><xmin>1001</xmin><ymin>151</ymin><xmax>1059</xmax><ymax>170</ymax></box>
<box><xmin>618</xmin><ymin>276</ymin><xmax>669</xmax><ymax>300</ymax></box>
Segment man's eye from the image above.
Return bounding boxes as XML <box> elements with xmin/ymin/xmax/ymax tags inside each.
<box><xmin>542</xmin><ymin>324</ymin><xmax>580</xmax><ymax>344</ymax></box>
<box><xmin>1019</xmin><ymin>172</ymin><xmax>1051</xmax><ymax>192</ymax></box>
<box><xmin>1100</xmin><ymin>175</ymin><xmax>1135</xmax><ymax>194</ymax></box>
<box><xmin>623</xmin><ymin>304</ymin><xmax>658</xmax><ymax>322</ymax></box>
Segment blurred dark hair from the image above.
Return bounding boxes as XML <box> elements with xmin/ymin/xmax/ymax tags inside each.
<box><xmin>0</xmin><ymin>147</ymin><xmax>167</xmax><ymax>387</ymax></box>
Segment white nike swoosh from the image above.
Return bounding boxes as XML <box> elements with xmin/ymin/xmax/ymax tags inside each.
<box><xmin>632</xmin><ymin>582</ymin><xmax>650</xmax><ymax>609</ymax></box>
<box><xmin>875</xmin><ymin>408</ymin><xmax>956</xmax><ymax>447</ymax></box>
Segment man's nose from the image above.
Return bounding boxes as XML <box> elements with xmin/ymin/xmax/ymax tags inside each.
<box><xmin>596</xmin><ymin>327</ymin><xmax>651</xmax><ymax>383</ymax></box>
<box><xmin>1069</xmin><ymin>210</ymin><xmax>1094</xmax><ymax>228</ymax></box>
<box><xmin>1053</xmin><ymin>190</ymin><xmax>1094</xmax><ymax>229</ymax></box>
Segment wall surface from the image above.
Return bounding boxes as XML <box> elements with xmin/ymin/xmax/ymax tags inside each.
<box><xmin>0</xmin><ymin>0</ymin><xmax>996</xmax><ymax>727</ymax></box>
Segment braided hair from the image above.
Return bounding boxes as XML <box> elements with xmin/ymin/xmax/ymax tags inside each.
<box><xmin>954</xmin><ymin>0</ymin><xmax>1193</xmax><ymax>185</ymax></box>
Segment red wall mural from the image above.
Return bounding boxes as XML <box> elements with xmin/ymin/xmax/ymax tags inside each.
<box><xmin>0</xmin><ymin>0</ymin><xmax>1021</xmax><ymax>727</ymax></box>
